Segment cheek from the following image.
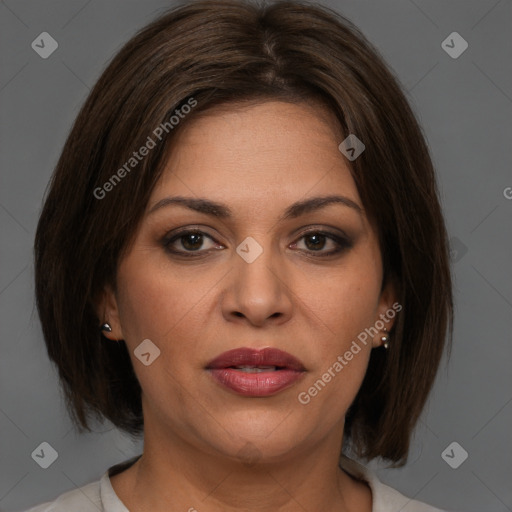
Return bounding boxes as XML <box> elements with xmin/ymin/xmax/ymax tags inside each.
<box><xmin>115</xmin><ymin>270</ymin><xmax>175</xmax><ymax>346</ymax></box>
<box><xmin>301</xmin><ymin>248</ymin><xmax>382</xmax><ymax>349</ymax></box>
<box><xmin>115</xmin><ymin>253</ymin><xmax>226</xmax><ymax>381</ymax></box>
<box><xmin>296</xmin><ymin>278</ymin><xmax>377</xmax><ymax>424</ymax></box>
<box><xmin>116</xmin><ymin>252</ymin><xmax>201</xmax><ymax>342</ymax></box>
<box><xmin>294</xmin><ymin>245</ymin><xmax>382</xmax><ymax>412</ymax></box>
<box><xmin>114</xmin><ymin>257</ymin><xmax>204</xmax><ymax>408</ymax></box>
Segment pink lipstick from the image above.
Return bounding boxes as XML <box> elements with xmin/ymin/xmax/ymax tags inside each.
<box><xmin>205</xmin><ymin>347</ymin><xmax>306</xmax><ymax>397</ymax></box>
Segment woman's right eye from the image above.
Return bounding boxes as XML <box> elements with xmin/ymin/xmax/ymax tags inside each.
<box><xmin>163</xmin><ymin>230</ymin><xmax>224</xmax><ymax>256</ymax></box>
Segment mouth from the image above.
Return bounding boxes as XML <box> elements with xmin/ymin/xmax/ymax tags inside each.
<box><xmin>205</xmin><ymin>347</ymin><xmax>306</xmax><ymax>397</ymax></box>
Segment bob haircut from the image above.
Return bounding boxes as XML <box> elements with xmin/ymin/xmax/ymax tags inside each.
<box><xmin>34</xmin><ymin>0</ymin><xmax>453</xmax><ymax>465</ymax></box>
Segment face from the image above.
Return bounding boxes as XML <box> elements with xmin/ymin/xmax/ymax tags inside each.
<box><xmin>101</xmin><ymin>100</ymin><xmax>395</xmax><ymax>464</ymax></box>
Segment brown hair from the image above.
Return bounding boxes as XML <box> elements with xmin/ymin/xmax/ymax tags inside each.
<box><xmin>34</xmin><ymin>0</ymin><xmax>453</xmax><ymax>465</ymax></box>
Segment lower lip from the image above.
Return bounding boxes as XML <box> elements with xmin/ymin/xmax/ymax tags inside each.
<box><xmin>207</xmin><ymin>368</ymin><xmax>305</xmax><ymax>397</ymax></box>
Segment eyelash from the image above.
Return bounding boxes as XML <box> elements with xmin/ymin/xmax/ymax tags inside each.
<box><xmin>162</xmin><ymin>227</ymin><xmax>352</xmax><ymax>258</ymax></box>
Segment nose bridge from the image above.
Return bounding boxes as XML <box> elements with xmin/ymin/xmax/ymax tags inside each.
<box><xmin>235</xmin><ymin>234</ymin><xmax>281</xmax><ymax>296</ymax></box>
<box><xmin>223</xmin><ymin>233</ymin><xmax>292</xmax><ymax>324</ymax></box>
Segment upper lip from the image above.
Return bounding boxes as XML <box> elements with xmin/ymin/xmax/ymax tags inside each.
<box><xmin>206</xmin><ymin>347</ymin><xmax>306</xmax><ymax>371</ymax></box>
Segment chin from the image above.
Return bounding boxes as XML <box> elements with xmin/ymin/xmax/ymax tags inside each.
<box><xmin>200</xmin><ymin>416</ymin><xmax>311</xmax><ymax>463</ymax></box>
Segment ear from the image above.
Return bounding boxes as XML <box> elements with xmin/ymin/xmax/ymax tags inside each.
<box><xmin>95</xmin><ymin>283</ymin><xmax>124</xmax><ymax>341</ymax></box>
<box><xmin>372</xmin><ymin>277</ymin><xmax>399</xmax><ymax>348</ymax></box>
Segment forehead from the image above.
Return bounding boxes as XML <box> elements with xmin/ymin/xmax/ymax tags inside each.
<box><xmin>152</xmin><ymin>100</ymin><xmax>360</xmax><ymax>210</ymax></box>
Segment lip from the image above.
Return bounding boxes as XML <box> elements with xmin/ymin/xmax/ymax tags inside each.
<box><xmin>205</xmin><ymin>347</ymin><xmax>306</xmax><ymax>397</ymax></box>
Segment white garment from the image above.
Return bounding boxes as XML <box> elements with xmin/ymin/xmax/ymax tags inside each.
<box><xmin>23</xmin><ymin>454</ymin><xmax>452</xmax><ymax>512</ymax></box>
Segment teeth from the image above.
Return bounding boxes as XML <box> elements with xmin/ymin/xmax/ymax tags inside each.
<box><xmin>233</xmin><ymin>365</ymin><xmax>278</xmax><ymax>372</ymax></box>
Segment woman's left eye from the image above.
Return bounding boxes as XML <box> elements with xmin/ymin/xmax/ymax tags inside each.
<box><xmin>163</xmin><ymin>229</ymin><xmax>351</xmax><ymax>257</ymax></box>
<box><xmin>291</xmin><ymin>231</ymin><xmax>351</xmax><ymax>256</ymax></box>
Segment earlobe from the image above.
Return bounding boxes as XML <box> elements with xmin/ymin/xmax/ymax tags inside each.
<box><xmin>373</xmin><ymin>278</ymin><xmax>398</xmax><ymax>348</ymax></box>
<box><xmin>379</xmin><ymin>328</ymin><xmax>390</xmax><ymax>349</ymax></box>
<box><xmin>95</xmin><ymin>284</ymin><xmax>124</xmax><ymax>341</ymax></box>
<box><xmin>100</xmin><ymin>323</ymin><xmax>112</xmax><ymax>333</ymax></box>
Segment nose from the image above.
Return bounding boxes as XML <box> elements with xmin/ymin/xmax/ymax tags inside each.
<box><xmin>221</xmin><ymin>239</ymin><xmax>293</xmax><ymax>327</ymax></box>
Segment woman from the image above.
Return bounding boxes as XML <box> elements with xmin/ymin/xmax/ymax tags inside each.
<box><xmin>28</xmin><ymin>0</ymin><xmax>454</xmax><ymax>510</ymax></box>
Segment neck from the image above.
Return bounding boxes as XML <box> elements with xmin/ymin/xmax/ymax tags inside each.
<box><xmin>110</xmin><ymin>418</ymin><xmax>371</xmax><ymax>512</ymax></box>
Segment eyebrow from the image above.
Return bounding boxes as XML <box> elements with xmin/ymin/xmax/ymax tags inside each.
<box><xmin>148</xmin><ymin>194</ymin><xmax>363</xmax><ymax>220</ymax></box>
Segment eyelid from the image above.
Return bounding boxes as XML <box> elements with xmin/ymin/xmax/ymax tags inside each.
<box><xmin>293</xmin><ymin>223</ymin><xmax>351</xmax><ymax>240</ymax></box>
<box><xmin>162</xmin><ymin>226</ymin><xmax>221</xmax><ymax>248</ymax></box>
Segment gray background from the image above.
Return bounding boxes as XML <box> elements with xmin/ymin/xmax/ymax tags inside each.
<box><xmin>1</xmin><ymin>0</ymin><xmax>511</xmax><ymax>511</ymax></box>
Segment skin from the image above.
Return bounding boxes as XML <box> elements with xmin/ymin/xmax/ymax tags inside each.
<box><xmin>99</xmin><ymin>100</ymin><xmax>396</xmax><ymax>512</ymax></box>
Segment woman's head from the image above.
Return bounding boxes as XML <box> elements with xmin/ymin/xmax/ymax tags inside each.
<box><xmin>34</xmin><ymin>0</ymin><xmax>452</xmax><ymax>466</ymax></box>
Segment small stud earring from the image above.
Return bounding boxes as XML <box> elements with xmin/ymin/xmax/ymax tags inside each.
<box><xmin>100</xmin><ymin>323</ymin><xmax>112</xmax><ymax>333</ymax></box>
<box><xmin>380</xmin><ymin>329</ymin><xmax>390</xmax><ymax>349</ymax></box>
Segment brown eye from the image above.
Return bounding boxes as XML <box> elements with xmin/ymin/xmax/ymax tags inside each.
<box><xmin>179</xmin><ymin>232</ymin><xmax>206</xmax><ymax>251</ymax></box>
<box><xmin>163</xmin><ymin>229</ymin><xmax>223</xmax><ymax>256</ymax></box>
<box><xmin>292</xmin><ymin>230</ymin><xmax>352</xmax><ymax>257</ymax></box>
<box><xmin>303</xmin><ymin>233</ymin><xmax>328</xmax><ymax>251</ymax></box>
